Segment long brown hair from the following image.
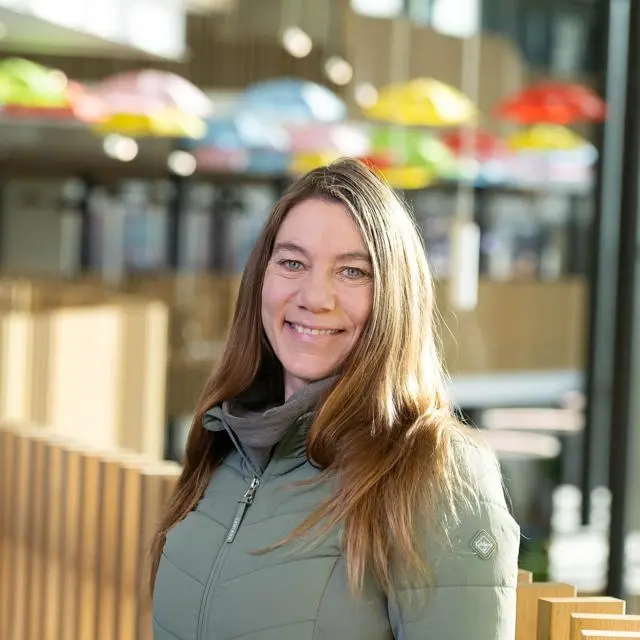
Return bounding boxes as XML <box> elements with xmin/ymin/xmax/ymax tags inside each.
<box><xmin>150</xmin><ymin>158</ymin><xmax>478</xmax><ymax>595</ymax></box>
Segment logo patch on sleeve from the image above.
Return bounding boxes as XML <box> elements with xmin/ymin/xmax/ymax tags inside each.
<box><xmin>470</xmin><ymin>529</ymin><xmax>497</xmax><ymax>560</ymax></box>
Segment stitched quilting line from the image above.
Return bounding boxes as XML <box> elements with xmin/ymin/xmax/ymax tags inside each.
<box><xmin>312</xmin><ymin>556</ymin><xmax>341</xmax><ymax>640</ymax></box>
<box><xmin>227</xmin><ymin>618</ymin><xmax>317</xmax><ymax>640</ymax></box>
<box><xmin>218</xmin><ymin>552</ymin><xmax>341</xmax><ymax>587</ymax></box>
<box><xmin>153</xmin><ymin>616</ymin><xmax>186</xmax><ymax>640</ymax></box>
<box><xmin>161</xmin><ymin>551</ymin><xmax>206</xmax><ymax>586</ymax></box>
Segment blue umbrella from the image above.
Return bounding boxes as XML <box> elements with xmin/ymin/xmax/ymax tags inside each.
<box><xmin>245</xmin><ymin>149</ymin><xmax>292</xmax><ymax>175</ymax></box>
<box><xmin>236</xmin><ymin>78</ymin><xmax>347</xmax><ymax>125</ymax></box>
<box><xmin>185</xmin><ymin>116</ymin><xmax>289</xmax><ymax>151</ymax></box>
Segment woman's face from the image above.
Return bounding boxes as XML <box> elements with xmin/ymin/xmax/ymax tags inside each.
<box><xmin>262</xmin><ymin>198</ymin><xmax>374</xmax><ymax>400</ymax></box>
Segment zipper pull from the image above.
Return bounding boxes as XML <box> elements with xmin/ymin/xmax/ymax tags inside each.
<box><xmin>226</xmin><ymin>477</ymin><xmax>260</xmax><ymax>543</ymax></box>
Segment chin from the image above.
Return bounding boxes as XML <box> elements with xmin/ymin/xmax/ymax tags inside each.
<box><xmin>282</xmin><ymin>356</ymin><xmax>339</xmax><ymax>384</ymax></box>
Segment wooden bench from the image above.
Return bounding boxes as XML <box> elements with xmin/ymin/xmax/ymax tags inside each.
<box><xmin>1</xmin><ymin>423</ymin><xmax>638</xmax><ymax>640</ymax></box>
<box><xmin>517</xmin><ymin>569</ymin><xmax>640</xmax><ymax>639</ymax></box>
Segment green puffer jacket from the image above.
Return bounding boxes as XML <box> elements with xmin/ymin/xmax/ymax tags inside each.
<box><xmin>153</xmin><ymin>411</ymin><xmax>520</xmax><ymax>640</ymax></box>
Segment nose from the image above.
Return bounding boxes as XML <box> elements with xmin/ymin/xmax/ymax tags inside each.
<box><xmin>296</xmin><ymin>270</ymin><xmax>336</xmax><ymax>312</ymax></box>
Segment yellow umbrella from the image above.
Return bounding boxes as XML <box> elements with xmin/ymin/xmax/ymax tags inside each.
<box><xmin>289</xmin><ymin>151</ymin><xmax>340</xmax><ymax>174</ymax></box>
<box><xmin>363</xmin><ymin>78</ymin><xmax>477</xmax><ymax>128</ymax></box>
<box><xmin>93</xmin><ymin>108</ymin><xmax>207</xmax><ymax>139</ymax></box>
<box><xmin>379</xmin><ymin>166</ymin><xmax>433</xmax><ymax>190</ymax></box>
<box><xmin>506</xmin><ymin>125</ymin><xmax>590</xmax><ymax>151</ymax></box>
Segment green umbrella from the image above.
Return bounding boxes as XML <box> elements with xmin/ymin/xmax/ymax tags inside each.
<box><xmin>0</xmin><ymin>58</ymin><xmax>68</xmax><ymax>108</ymax></box>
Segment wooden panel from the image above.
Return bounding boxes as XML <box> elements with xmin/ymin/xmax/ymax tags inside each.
<box><xmin>42</xmin><ymin>439</ymin><xmax>66</xmax><ymax>640</ymax></box>
<box><xmin>59</xmin><ymin>445</ymin><xmax>85</xmax><ymax>640</ymax></box>
<box><xmin>580</xmin><ymin>633</ymin><xmax>640</xmax><ymax>639</ymax></box>
<box><xmin>538</xmin><ymin>597</ymin><xmax>626</xmax><ymax>640</ymax></box>
<box><xmin>117</xmin><ymin>465</ymin><xmax>145</xmax><ymax>640</ymax></box>
<box><xmin>96</xmin><ymin>458</ymin><xmax>125</xmax><ymax>640</ymax></box>
<box><xmin>77</xmin><ymin>453</ymin><xmax>102</xmax><ymax>640</ymax></box>
<box><xmin>516</xmin><ymin>583</ymin><xmax>577</xmax><ymax>640</ymax></box>
<box><xmin>7</xmin><ymin>433</ymin><xmax>36</xmax><ymax>640</ymax></box>
<box><xmin>436</xmin><ymin>278</ymin><xmax>587</xmax><ymax>373</ymax></box>
<box><xmin>13</xmin><ymin>15</ymin><xmax>332</xmax><ymax>90</ymax></box>
<box><xmin>136</xmin><ymin>466</ymin><xmax>180</xmax><ymax>640</ymax></box>
<box><xmin>571</xmin><ymin>614</ymin><xmax>640</xmax><ymax>640</ymax></box>
<box><xmin>25</xmin><ymin>436</ymin><xmax>48</xmax><ymax>640</ymax></box>
<box><xmin>0</xmin><ymin>427</ymin><xmax>16</xmax><ymax>640</ymax></box>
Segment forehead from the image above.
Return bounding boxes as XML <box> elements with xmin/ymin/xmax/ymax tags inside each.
<box><xmin>275</xmin><ymin>198</ymin><xmax>367</xmax><ymax>253</ymax></box>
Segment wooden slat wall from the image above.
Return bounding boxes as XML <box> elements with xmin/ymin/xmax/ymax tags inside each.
<box><xmin>0</xmin><ymin>422</ymin><xmax>181</xmax><ymax>640</ymax></box>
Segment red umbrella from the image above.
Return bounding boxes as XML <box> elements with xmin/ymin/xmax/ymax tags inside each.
<box><xmin>494</xmin><ymin>82</ymin><xmax>606</xmax><ymax>125</ymax></box>
<box><xmin>357</xmin><ymin>152</ymin><xmax>394</xmax><ymax>170</ymax></box>
<box><xmin>441</xmin><ymin>130</ymin><xmax>507</xmax><ymax>160</ymax></box>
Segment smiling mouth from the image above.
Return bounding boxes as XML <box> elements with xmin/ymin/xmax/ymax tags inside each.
<box><xmin>286</xmin><ymin>321</ymin><xmax>343</xmax><ymax>336</ymax></box>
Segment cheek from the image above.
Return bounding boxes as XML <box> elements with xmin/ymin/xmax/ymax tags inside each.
<box><xmin>261</xmin><ymin>275</ymin><xmax>290</xmax><ymax>320</ymax></box>
<box><xmin>344</xmin><ymin>287</ymin><xmax>373</xmax><ymax>333</ymax></box>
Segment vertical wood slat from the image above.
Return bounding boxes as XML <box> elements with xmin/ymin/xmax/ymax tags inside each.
<box><xmin>95</xmin><ymin>450</ymin><xmax>145</xmax><ymax>640</ymax></box>
<box><xmin>136</xmin><ymin>464</ymin><xmax>182</xmax><ymax>640</ymax></box>
<box><xmin>25</xmin><ymin>436</ymin><xmax>48</xmax><ymax>640</ymax></box>
<box><xmin>76</xmin><ymin>451</ymin><xmax>102</xmax><ymax>640</ymax></box>
<box><xmin>118</xmin><ymin>465</ymin><xmax>145</xmax><ymax>640</ymax></box>
<box><xmin>538</xmin><ymin>597</ymin><xmax>627</xmax><ymax>639</ymax></box>
<box><xmin>0</xmin><ymin>428</ymin><xmax>16</xmax><ymax>640</ymax></box>
<box><xmin>42</xmin><ymin>438</ymin><xmax>66</xmax><ymax>640</ymax></box>
<box><xmin>8</xmin><ymin>432</ymin><xmax>36</xmax><ymax>640</ymax></box>
<box><xmin>59</xmin><ymin>444</ymin><xmax>85</xmax><ymax>640</ymax></box>
<box><xmin>96</xmin><ymin>457</ymin><xmax>126</xmax><ymax>640</ymax></box>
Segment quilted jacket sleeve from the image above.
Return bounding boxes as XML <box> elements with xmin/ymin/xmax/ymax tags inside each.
<box><xmin>387</xmin><ymin>438</ymin><xmax>521</xmax><ymax>640</ymax></box>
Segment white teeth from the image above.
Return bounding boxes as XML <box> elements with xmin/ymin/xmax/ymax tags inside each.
<box><xmin>290</xmin><ymin>323</ymin><xmax>339</xmax><ymax>336</ymax></box>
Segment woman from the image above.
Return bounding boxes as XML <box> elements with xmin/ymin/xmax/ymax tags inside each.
<box><xmin>151</xmin><ymin>158</ymin><xmax>520</xmax><ymax>640</ymax></box>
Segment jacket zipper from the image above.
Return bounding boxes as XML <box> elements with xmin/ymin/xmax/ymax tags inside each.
<box><xmin>196</xmin><ymin>475</ymin><xmax>260</xmax><ymax>639</ymax></box>
<box><xmin>226</xmin><ymin>476</ymin><xmax>260</xmax><ymax>543</ymax></box>
<box><xmin>196</xmin><ymin>415</ymin><xmax>306</xmax><ymax>639</ymax></box>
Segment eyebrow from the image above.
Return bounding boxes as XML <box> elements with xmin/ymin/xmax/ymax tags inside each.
<box><xmin>273</xmin><ymin>241</ymin><xmax>371</xmax><ymax>262</ymax></box>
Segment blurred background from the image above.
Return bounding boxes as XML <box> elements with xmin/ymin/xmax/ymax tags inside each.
<box><xmin>0</xmin><ymin>0</ymin><xmax>639</xmax><ymax>636</ymax></box>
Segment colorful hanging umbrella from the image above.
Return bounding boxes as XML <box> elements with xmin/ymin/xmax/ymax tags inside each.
<box><xmin>506</xmin><ymin>125</ymin><xmax>592</xmax><ymax>152</ymax></box>
<box><xmin>0</xmin><ymin>58</ymin><xmax>101</xmax><ymax>121</ymax></box>
<box><xmin>193</xmin><ymin>147</ymin><xmax>250</xmax><ymax>172</ymax></box>
<box><xmin>357</xmin><ymin>152</ymin><xmax>394</xmax><ymax>171</ymax></box>
<box><xmin>90</xmin><ymin>69</ymin><xmax>213</xmax><ymax>117</ymax></box>
<box><xmin>284</xmin><ymin>122</ymin><xmax>369</xmax><ymax>155</ymax></box>
<box><xmin>362</xmin><ymin>78</ymin><xmax>477</xmax><ymax>128</ymax></box>
<box><xmin>236</xmin><ymin>78</ymin><xmax>347</xmax><ymax>124</ymax></box>
<box><xmin>195</xmin><ymin>116</ymin><xmax>288</xmax><ymax>151</ymax></box>
<box><xmin>371</xmin><ymin>126</ymin><xmax>459</xmax><ymax>179</ymax></box>
<box><xmin>289</xmin><ymin>151</ymin><xmax>342</xmax><ymax>174</ymax></box>
<box><xmin>94</xmin><ymin>111</ymin><xmax>207</xmax><ymax>139</ymax></box>
<box><xmin>380</xmin><ymin>166</ymin><xmax>434</xmax><ymax>191</ymax></box>
<box><xmin>494</xmin><ymin>82</ymin><xmax>606</xmax><ymax>125</ymax></box>
<box><xmin>0</xmin><ymin>58</ymin><xmax>67</xmax><ymax>108</ymax></box>
<box><xmin>441</xmin><ymin>129</ymin><xmax>507</xmax><ymax>160</ymax></box>
<box><xmin>88</xmin><ymin>69</ymin><xmax>214</xmax><ymax>138</ymax></box>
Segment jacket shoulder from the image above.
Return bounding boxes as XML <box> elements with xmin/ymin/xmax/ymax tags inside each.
<box><xmin>433</xmin><ymin>429</ymin><xmax>520</xmax><ymax>587</ymax></box>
